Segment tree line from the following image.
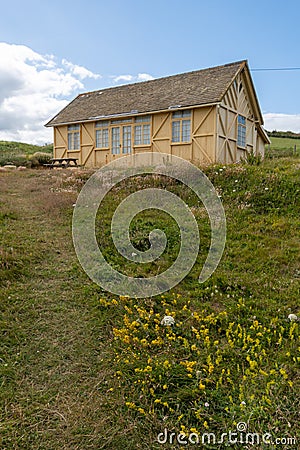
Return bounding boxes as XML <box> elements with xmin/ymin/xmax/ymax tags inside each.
<box><xmin>267</xmin><ymin>130</ymin><xmax>300</xmax><ymax>139</ymax></box>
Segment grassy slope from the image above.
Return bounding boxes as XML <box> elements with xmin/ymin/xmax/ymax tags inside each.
<box><xmin>0</xmin><ymin>141</ymin><xmax>53</xmax><ymax>166</ymax></box>
<box><xmin>0</xmin><ymin>141</ymin><xmax>53</xmax><ymax>156</ymax></box>
<box><xmin>0</xmin><ymin>151</ymin><xmax>299</xmax><ymax>448</ymax></box>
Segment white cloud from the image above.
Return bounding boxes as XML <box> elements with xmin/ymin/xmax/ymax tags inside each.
<box><xmin>113</xmin><ymin>74</ymin><xmax>134</xmax><ymax>82</ymax></box>
<box><xmin>62</xmin><ymin>58</ymin><xmax>101</xmax><ymax>80</ymax></box>
<box><xmin>263</xmin><ymin>113</ymin><xmax>300</xmax><ymax>133</ymax></box>
<box><xmin>0</xmin><ymin>42</ymin><xmax>100</xmax><ymax>144</ymax></box>
<box><xmin>136</xmin><ymin>73</ymin><xmax>154</xmax><ymax>82</ymax></box>
<box><xmin>112</xmin><ymin>73</ymin><xmax>154</xmax><ymax>83</ymax></box>
<box><xmin>0</xmin><ymin>42</ymin><xmax>155</xmax><ymax>145</ymax></box>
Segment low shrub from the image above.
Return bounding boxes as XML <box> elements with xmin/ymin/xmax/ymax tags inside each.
<box><xmin>0</xmin><ymin>154</ymin><xmax>28</xmax><ymax>167</ymax></box>
<box><xmin>30</xmin><ymin>152</ymin><xmax>52</xmax><ymax>166</ymax></box>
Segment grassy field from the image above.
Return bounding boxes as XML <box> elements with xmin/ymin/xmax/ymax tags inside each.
<box><xmin>0</xmin><ymin>149</ymin><xmax>299</xmax><ymax>448</ymax></box>
<box><xmin>266</xmin><ymin>136</ymin><xmax>300</xmax><ymax>158</ymax></box>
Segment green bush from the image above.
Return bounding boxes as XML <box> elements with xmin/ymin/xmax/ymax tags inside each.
<box><xmin>30</xmin><ymin>152</ymin><xmax>51</xmax><ymax>165</ymax></box>
<box><xmin>0</xmin><ymin>151</ymin><xmax>51</xmax><ymax>168</ymax></box>
<box><xmin>0</xmin><ymin>154</ymin><xmax>28</xmax><ymax>167</ymax></box>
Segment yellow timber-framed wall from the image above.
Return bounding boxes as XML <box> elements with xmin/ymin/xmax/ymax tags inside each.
<box><xmin>216</xmin><ymin>69</ymin><xmax>265</xmax><ymax>163</ymax></box>
<box><xmin>52</xmin><ymin>72</ymin><xmax>266</xmax><ymax>167</ymax></box>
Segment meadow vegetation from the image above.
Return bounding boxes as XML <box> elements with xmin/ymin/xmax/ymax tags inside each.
<box><xmin>0</xmin><ymin>140</ymin><xmax>299</xmax><ymax>449</ymax></box>
<box><xmin>0</xmin><ymin>141</ymin><xmax>53</xmax><ymax>167</ymax></box>
<box><xmin>265</xmin><ymin>136</ymin><xmax>300</xmax><ymax>159</ymax></box>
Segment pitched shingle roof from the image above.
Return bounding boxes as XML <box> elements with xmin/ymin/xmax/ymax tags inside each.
<box><xmin>46</xmin><ymin>61</ymin><xmax>246</xmax><ymax>127</ymax></box>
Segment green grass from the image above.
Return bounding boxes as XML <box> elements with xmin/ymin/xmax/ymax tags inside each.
<box><xmin>0</xmin><ymin>141</ymin><xmax>53</xmax><ymax>166</ymax></box>
<box><xmin>0</xmin><ymin>141</ymin><xmax>53</xmax><ymax>156</ymax></box>
<box><xmin>266</xmin><ymin>136</ymin><xmax>300</xmax><ymax>158</ymax></box>
<box><xmin>0</xmin><ymin>152</ymin><xmax>299</xmax><ymax>448</ymax></box>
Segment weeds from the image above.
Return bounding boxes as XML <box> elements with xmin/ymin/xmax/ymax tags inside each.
<box><xmin>0</xmin><ymin>153</ymin><xmax>299</xmax><ymax>448</ymax></box>
<box><xmin>106</xmin><ymin>292</ymin><xmax>298</xmax><ymax>436</ymax></box>
<box><xmin>241</xmin><ymin>149</ymin><xmax>262</xmax><ymax>165</ymax></box>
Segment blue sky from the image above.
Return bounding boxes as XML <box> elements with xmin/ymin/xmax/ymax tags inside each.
<box><xmin>1</xmin><ymin>0</ymin><xmax>300</xmax><ymax>143</ymax></box>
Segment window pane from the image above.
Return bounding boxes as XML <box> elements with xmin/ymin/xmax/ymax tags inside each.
<box><xmin>68</xmin><ymin>124</ymin><xmax>80</xmax><ymax>130</ymax></box>
<box><xmin>172</xmin><ymin>111</ymin><xmax>182</xmax><ymax>118</ymax></box>
<box><xmin>96</xmin><ymin>129</ymin><xmax>109</xmax><ymax>148</ymax></box>
<box><xmin>181</xmin><ymin>120</ymin><xmax>191</xmax><ymax>142</ymax></box>
<box><xmin>73</xmin><ymin>132</ymin><xmax>80</xmax><ymax>149</ymax></box>
<box><xmin>103</xmin><ymin>129</ymin><xmax>109</xmax><ymax>147</ymax></box>
<box><xmin>68</xmin><ymin>133</ymin><xmax>73</xmax><ymax>150</ymax></box>
<box><xmin>135</xmin><ymin>115</ymin><xmax>150</xmax><ymax>123</ymax></box>
<box><xmin>238</xmin><ymin>115</ymin><xmax>246</xmax><ymax>125</ymax></box>
<box><xmin>172</xmin><ymin>121</ymin><xmax>180</xmax><ymax>142</ymax></box>
<box><xmin>237</xmin><ymin>124</ymin><xmax>246</xmax><ymax>147</ymax></box>
<box><xmin>123</xmin><ymin>126</ymin><xmax>131</xmax><ymax>154</ymax></box>
<box><xmin>172</xmin><ymin>110</ymin><xmax>191</xmax><ymax>118</ymax></box>
<box><xmin>68</xmin><ymin>131</ymin><xmax>80</xmax><ymax>150</ymax></box>
<box><xmin>134</xmin><ymin>125</ymin><xmax>142</xmax><ymax>145</ymax></box>
<box><xmin>96</xmin><ymin>130</ymin><xmax>101</xmax><ymax>147</ymax></box>
<box><xmin>95</xmin><ymin>120</ymin><xmax>109</xmax><ymax>128</ymax></box>
<box><xmin>111</xmin><ymin>127</ymin><xmax>120</xmax><ymax>154</ymax></box>
<box><xmin>111</xmin><ymin>118</ymin><xmax>132</xmax><ymax>124</ymax></box>
<box><xmin>143</xmin><ymin>124</ymin><xmax>150</xmax><ymax>145</ymax></box>
<box><xmin>182</xmin><ymin>110</ymin><xmax>191</xmax><ymax>117</ymax></box>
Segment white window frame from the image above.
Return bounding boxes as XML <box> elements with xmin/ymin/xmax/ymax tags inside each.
<box><xmin>111</xmin><ymin>127</ymin><xmax>121</xmax><ymax>155</ymax></box>
<box><xmin>237</xmin><ymin>115</ymin><xmax>246</xmax><ymax>148</ymax></box>
<box><xmin>171</xmin><ymin>110</ymin><xmax>191</xmax><ymax>143</ymax></box>
<box><xmin>122</xmin><ymin>125</ymin><xmax>132</xmax><ymax>154</ymax></box>
<box><xmin>95</xmin><ymin>121</ymin><xmax>109</xmax><ymax>149</ymax></box>
<box><xmin>67</xmin><ymin>124</ymin><xmax>80</xmax><ymax>150</ymax></box>
<box><xmin>134</xmin><ymin>116</ymin><xmax>151</xmax><ymax>146</ymax></box>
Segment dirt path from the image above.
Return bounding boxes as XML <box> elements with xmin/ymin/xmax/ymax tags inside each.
<box><xmin>0</xmin><ymin>170</ymin><xmax>115</xmax><ymax>450</ymax></box>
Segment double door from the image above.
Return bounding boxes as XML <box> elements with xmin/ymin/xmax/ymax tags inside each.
<box><xmin>111</xmin><ymin>125</ymin><xmax>131</xmax><ymax>155</ymax></box>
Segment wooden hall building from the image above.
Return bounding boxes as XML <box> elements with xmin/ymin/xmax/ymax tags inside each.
<box><xmin>45</xmin><ymin>60</ymin><xmax>270</xmax><ymax>167</ymax></box>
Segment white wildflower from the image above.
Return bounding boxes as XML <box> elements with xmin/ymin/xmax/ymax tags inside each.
<box><xmin>204</xmin><ymin>402</ymin><xmax>210</xmax><ymax>407</ymax></box>
<box><xmin>161</xmin><ymin>316</ymin><xmax>175</xmax><ymax>326</ymax></box>
<box><xmin>288</xmin><ymin>314</ymin><xmax>298</xmax><ymax>322</ymax></box>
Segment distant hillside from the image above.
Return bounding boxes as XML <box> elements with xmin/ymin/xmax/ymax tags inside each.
<box><xmin>0</xmin><ymin>141</ymin><xmax>53</xmax><ymax>166</ymax></box>
<box><xmin>0</xmin><ymin>141</ymin><xmax>53</xmax><ymax>156</ymax></box>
